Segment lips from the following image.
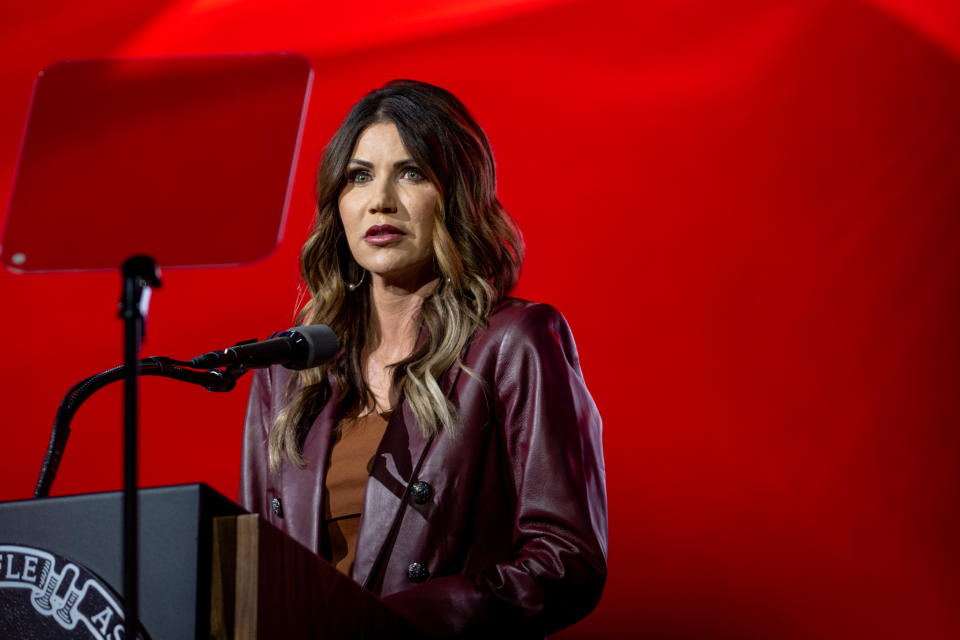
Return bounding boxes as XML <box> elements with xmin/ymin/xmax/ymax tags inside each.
<box><xmin>364</xmin><ymin>224</ymin><xmax>405</xmax><ymax>245</ymax></box>
<box><xmin>365</xmin><ymin>224</ymin><xmax>403</xmax><ymax>237</ymax></box>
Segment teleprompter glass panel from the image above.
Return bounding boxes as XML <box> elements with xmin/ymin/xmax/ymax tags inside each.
<box><xmin>1</xmin><ymin>53</ymin><xmax>312</xmax><ymax>272</ymax></box>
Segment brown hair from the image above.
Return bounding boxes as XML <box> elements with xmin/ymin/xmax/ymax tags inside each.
<box><xmin>269</xmin><ymin>80</ymin><xmax>523</xmax><ymax>472</ymax></box>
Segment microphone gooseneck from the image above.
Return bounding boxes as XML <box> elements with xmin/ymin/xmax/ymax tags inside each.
<box><xmin>35</xmin><ymin>324</ymin><xmax>338</xmax><ymax>498</ymax></box>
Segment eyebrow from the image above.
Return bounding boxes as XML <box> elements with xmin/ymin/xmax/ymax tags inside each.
<box><xmin>347</xmin><ymin>158</ymin><xmax>417</xmax><ymax>168</ymax></box>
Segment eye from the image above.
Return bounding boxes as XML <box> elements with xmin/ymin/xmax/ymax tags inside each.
<box><xmin>399</xmin><ymin>166</ymin><xmax>425</xmax><ymax>182</ymax></box>
<box><xmin>347</xmin><ymin>168</ymin><xmax>373</xmax><ymax>184</ymax></box>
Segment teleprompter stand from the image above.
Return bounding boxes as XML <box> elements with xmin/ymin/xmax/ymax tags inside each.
<box><xmin>119</xmin><ymin>256</ymin><xmax>162</xmax><ymax>637</ymax></box>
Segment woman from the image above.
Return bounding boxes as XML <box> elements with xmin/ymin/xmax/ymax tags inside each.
<box><xmin>240</xmin><ymin>80</ymin><xmax>607</xmax><ymax>638</ymax></box>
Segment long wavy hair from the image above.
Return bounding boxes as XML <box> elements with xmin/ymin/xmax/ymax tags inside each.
<box><xmin>269</xmin><ymin>79</ymin><xmax>524</xmax><ymax>473</ymax></box>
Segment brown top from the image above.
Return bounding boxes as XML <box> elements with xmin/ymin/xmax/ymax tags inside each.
<box><xmin>322</xmin><ymin>411</ymin><xmax>389</xmax><ymax>575</ymax></box>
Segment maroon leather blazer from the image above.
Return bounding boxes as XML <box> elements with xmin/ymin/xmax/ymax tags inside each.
<box><xmin>240</xmin><ymin>298</ymin><xmax>607</xmax><ymax>637</ymax></box>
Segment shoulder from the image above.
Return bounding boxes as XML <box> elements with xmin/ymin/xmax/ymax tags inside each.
<box><xmin>485</xmin><ymin>297</ymin><xmax>571</xmax><ymax>336</ymax></box>
<box><xmin>468</xmin><ymin>297</ymin><xmax>582</xmax><ymax>373</ymax></box>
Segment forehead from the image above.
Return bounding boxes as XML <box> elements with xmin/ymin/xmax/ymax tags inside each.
<box><xmin>350</xmin><ymin>121</ymin><xmax>410</xmax><ymax>160</ymax></box>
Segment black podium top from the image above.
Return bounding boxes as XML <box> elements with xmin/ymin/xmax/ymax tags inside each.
<box><xmin>0</xmin><ymin>483</ymin><xmax>244</xmax><ymax>639</ymax></box>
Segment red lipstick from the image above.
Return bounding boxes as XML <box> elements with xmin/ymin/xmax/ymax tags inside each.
<box><xmin>364</xmin><ymin>224</ymin><xmax>404</xmax><ymax>245</ymax></box>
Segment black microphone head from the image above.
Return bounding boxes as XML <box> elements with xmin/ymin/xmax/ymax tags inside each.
<box><xmin>281</xmin><ymin>324</ymin><xmax>338</xmax><ymax>370</ymax></box>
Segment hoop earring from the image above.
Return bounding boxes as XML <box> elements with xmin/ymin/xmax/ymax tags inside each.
<box><xmin>336</xmin><ymin>231</ymin><xmax>365</xmax><ymax>291</ymax></box>
<box><xmin>345</xmin><ymin>269</ymin><xmax>365</xmax><ymax>291</ymax></box>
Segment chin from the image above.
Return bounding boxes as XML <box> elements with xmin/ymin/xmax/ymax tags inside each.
<box><xmin>369</xmin><ymin>259</ymin><xmax>436</xmax><ymax>285</ymax></box>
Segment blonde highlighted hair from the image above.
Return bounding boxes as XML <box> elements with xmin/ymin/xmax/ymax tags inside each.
<box><xmin>269</xmin><ymin>80</ymin><xmax>523</xmax><ymax>473</ymax></box>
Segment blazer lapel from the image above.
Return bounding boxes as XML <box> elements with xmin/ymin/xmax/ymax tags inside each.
<box><xmin>352</xmin><ymin>400</ymin><xmax>430</xmax><ymax>588</ymax></box>
<box><xmin>352</xmin><ymin>357</ymin><xmax>465</xmax><ymax>588</ymax></box>
<box><xmin>281</xmin><ymin>389</ymin><xmax>338</xmax><ymax>555</ymax></box>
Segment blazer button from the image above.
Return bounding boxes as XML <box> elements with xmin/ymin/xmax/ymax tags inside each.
<box><xmin>407</xmin><ymin>562</ymin><xmax>430</xmax><ymax>583</ymax></box>
<box><xmin>409</xmin><ymin>481</ymin><xmax>433</xmax><ymax>505</ymax></box>
<box><xmin>271</xmin><ymin>497</ymin><xmax>284</xmax><ymax>518</ymax></box>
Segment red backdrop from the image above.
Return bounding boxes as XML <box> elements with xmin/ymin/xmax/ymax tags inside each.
<box><xmin>1</xmin><ymin>1</ymin><xmax>959</xmax><ymax>637</ymax></box>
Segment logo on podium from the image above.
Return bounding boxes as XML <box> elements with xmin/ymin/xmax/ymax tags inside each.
<box><xmin>0</xmin><ymin>544</ymin><xmax>144</xmax><ymax>639</ymax></box>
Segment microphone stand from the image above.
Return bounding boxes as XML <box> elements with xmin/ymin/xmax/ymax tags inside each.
<box><xmin>119</xmin><ymin>256</ymin><xmax>161</xmax><ymax>640</ymax></box>
<box><xmin>34</xmin><ymin>357</ymin><xmax>242</xmax><ymax>499</ymax></box>
<box><xmin>34</xmin><ymin>323</ymin><xmax>336</xmax><ymax>498</ymax></box>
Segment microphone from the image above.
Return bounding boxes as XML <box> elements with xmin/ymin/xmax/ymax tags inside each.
<box><xmin>188</xmin><ymin>324</ymin><xmax>338</xmax><ymax>371</ymax></box>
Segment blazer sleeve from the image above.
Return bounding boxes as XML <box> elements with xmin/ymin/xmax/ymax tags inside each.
<box><xmin>239</xmin><ymin>366</ymin><xmax>274</xmax><ymax>517</ymax></box>
<box><xmin>383</xmin><ymin>304</ymin><xmax>608</xmax><ymax>637</ymax></box>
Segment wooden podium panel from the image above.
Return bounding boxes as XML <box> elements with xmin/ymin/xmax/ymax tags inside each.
<box><xmin>210</xmin><ymin>514</ymin><xmax>423</xmax><ymax>639</ymax></box>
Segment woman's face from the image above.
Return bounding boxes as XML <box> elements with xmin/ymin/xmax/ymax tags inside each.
<box><xmin>338</xmin><ymin>122</ymin><xmax>440</xmax><ymax>286</ymax></box>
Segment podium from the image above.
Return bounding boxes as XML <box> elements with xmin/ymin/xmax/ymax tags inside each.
<box><xmin>0</xmin><ymin>484</ymin><xmax>422</xmax><ymax>639</ymax></box>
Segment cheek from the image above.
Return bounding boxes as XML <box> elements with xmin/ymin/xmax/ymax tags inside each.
<box><xmin>338</xmin><ymin>194</ymin><xmax>360</xmax><ymax>231</ymax></box>
<box><xmin>409</xmin><ymin>192</ymin><xmax>440</xmax><ymax>240</ymax></box>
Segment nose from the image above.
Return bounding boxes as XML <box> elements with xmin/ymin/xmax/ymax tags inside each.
<box><xmin>369</xmin><ymin>178</ymin><xmax>398</xmax><ymax>214</ymax></box>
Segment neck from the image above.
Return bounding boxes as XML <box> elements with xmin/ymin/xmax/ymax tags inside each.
<box><xmin>367</xmin><ymin>273</ymin><xmax>438</xmax><ymax>359</ymax></box>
